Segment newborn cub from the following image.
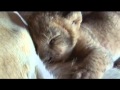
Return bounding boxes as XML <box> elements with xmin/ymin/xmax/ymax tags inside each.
<box><xmin>20</xmin><ymin>11</ymin><xmax>120</xmax><ymax>79</ymax></box>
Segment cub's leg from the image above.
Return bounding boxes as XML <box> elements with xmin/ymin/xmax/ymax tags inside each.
<box><xmin>74</xmin><ymin>29</ymin><xmax>113</xmax><ymax>79</ymax></box>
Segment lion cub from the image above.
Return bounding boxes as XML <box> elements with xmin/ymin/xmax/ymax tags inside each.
<box><xmin>20</xmin><ymin>11</ymin><xmax>120</xmax><ymax>79</ymax></box>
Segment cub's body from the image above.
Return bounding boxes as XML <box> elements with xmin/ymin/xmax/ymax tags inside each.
<box><xmin>19</xmin><ymin>12</ymin><xmax>120</xmax><ymax>79</ymax></box>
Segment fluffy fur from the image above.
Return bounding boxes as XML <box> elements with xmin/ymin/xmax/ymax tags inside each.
<box><xmin>19</xmin><ymin>11</ymin><xmax>120</xmax><ymax>79</ymax></box>
<box><xmin>0</xmin><ymin>12</ymin><xmax>53</xmax><ymax>79</ymax></box>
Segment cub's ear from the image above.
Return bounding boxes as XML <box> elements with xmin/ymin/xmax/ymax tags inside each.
<box><xmin>62</xmin><ymin>12</ymin><xmax>82</xmax><ymax>25</ymax></box>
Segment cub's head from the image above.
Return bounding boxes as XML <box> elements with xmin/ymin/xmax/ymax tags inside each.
<box><xmin>27</xmin><ymin>12</ymin><xmax>82</xmax><ymax>62</ymax></box>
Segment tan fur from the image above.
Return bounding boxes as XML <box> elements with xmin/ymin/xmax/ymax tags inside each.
<box><xmin>20</xmin><ymin>11</ymin><xmax>120</xmax><ymax>79</ymax></box>
<box><xmin>0</xmin><ymin>12</ymin><xmax>53</xmax><ymax>79</ymax></box>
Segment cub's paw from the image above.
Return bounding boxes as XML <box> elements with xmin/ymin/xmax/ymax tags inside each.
<box><xmin>75</xmin><ymin>69</ymin><xmax>103</xmax><ymax>79</ymax></box>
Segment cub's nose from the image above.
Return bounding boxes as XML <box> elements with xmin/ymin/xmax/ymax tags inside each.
<box><xmin>43</xmin><ymin>56</ymin><xmax>53</xmax><ymax>63</ymax></box>
<box><xmin>43</xmin><ymin>51</ymin><xmax>53</xmax><ymax>63</ymax></box>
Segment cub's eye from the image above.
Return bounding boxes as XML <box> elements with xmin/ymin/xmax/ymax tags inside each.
<box><xmin>49</xmin><ymin>35</ymin><xmax>61</xmax><ymax>45</ymax></box>
<box><xmin>49</xmin><ymin>38</ymin><xmax>56</xmax><ymax>45</ymax></box>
